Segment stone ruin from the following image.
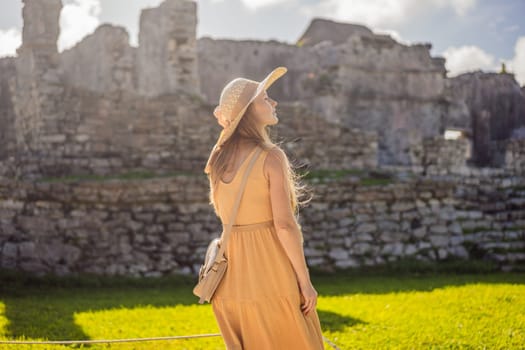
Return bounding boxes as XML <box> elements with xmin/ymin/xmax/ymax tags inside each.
<box><xmin>198</xmin><ymin>18</ymin><xmax>525</xmax><ymax>171</ymax></box>
<box><xmin>0</xmin><ymin>0</ymin><xmax>210</xmax><ymax>180</ymax></box>
<box><xmin>0</xmin><ymin>0</ymin><xmax>524</xmax><ymax>277</ymax></box>
<box><xmin>0</xmin><ymin>2</ymin><xmax>524</xmax><ymax>179</ymax></box>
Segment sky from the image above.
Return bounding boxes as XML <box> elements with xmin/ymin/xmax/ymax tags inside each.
<box><xmin>0</xmin><ymin>0</ymin><xmax>524</xmax><ymax>85</ymax></box>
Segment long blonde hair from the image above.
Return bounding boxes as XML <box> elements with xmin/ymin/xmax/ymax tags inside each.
<box><xmin>206</xmin><ymin>104</ymin><xmax>312</xmax><ymax>232</ymax></box>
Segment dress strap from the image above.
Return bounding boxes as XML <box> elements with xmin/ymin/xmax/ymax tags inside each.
<box><xmin>215</xmin><ymin>146</ymin><xmax>263</xmax><ymax>260</ymax></box>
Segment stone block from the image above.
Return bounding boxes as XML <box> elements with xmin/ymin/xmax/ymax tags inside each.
<box><xmin>379</xmin><ymin>231</ymin><xmax>405</xmax><ymax>243</ymax></box>
<box><xmin>334</xmin><ymin>258</ymin><xmax>360</xmax><ymax>269</ymax></box>
<box><xmin>41</xmin><ymin>134</ymin><xmax>66</xmax><ymax>143</ymax></box>
<box><xmin>417</xmin><ymin>241</ymin><xmax>432</xmax><ymax>250</ymax></box>
<box><xmin>450</xmin><ymin>245</ymin><xmax>469</xmax><ymax>259</ymax></box>
<box><xmin>351</xmin><ymin>242</ymin><xmax>373</xmax><ymax>255</ymax></box>
<box><xmin>304</xmin><ymin>247</ymin><xmax>324</xmax><ymax>257</ymax></box>
<box><xmin>449</xmin><ymin>235</ymin><xmax>464</xmax><ymax>245</ymax></box>
<box><xmin>413</xmin><ymin>226</ymin><xmax>427</xmax><ymax>238</ymax></box>
<box><xmin>126</xmin><ymin>220</ymin><xmax>144</xmax><ymax>232</ymax></box>
<box><xmin>468</xmin><ymin>211</ymin><xmax>483</xmax><ymax>219</ymax></box>
<box><xmin>339</xmin><ymin>217</ymin><xmax>354</xmax><ymax>227</ymax></box>
<box><xmin>429</xmin><ymin>235</ymin><xmax>449</xmax><ymax>247</ymax></box>
<box><xmin>429</xmin><ymin>225</ymin><xmax>448</xmax><ymax>234</ymax></box>
<box><xmin>448</xmin><ymin>222</ymin><xmax>462</xmax><ymax>235</ymax></box>
<box><xmin>437</xmin><ymin>248</ymin><xmax>448</xmax><ymax>259</ymax></box>
<box><xmin>75</xmin><ymin>134</ymin><xmax>89</xmax><ymax>142</ymax></box>
<box><xmin>355</xmin><ymin>222</ymin><xmax>377</xmax><ymax>233</ymax></box>
<box><xmin>404</xmin><ymin>244</ymin><xmax>418</xmax><ymax>255</ymax></box>
<box><xmin>391</xmin><ymin>202</ymin><xmax>416</xmax><ymax>212</ymax></box>
<box><xmin>328</xmin><ymin>248</ymin><xmax>349</xmax><ymax>260</ymax></box>
<box><xmin>2</xmin><ymin>242</ymin><xmax>18</xmax><ymax>259</ymax></box>
<box><xmin>0</xmin><ymin>209</ymin><xmax>17</xmax><ymax>221</ymax></box>
<box><xmin>355</xmin><ymin>232</ymin><xmax>374</xmax><ymax>242</ymax></box>
<box><xmin>19</xmin><ymin>241</ymin><xmax>35</xmax><ymax>258</ymax></box>
<box><xmin>0</xmin><ymin>199</ymin><xmax>25</xmax><ymax>210</ymax></box>
<box><xmin>378</xmin><ymin>220</ymin><xmax>399</xmax><ymax>231</ymax></box>
<box><xmin>381</xmin><ymin>242</ymin><xmax>403</xmax><ymax>256</ymax></box>
<box><xmin>306</xmin><ymin>257</ymin><xmax>325</xmax><ymax>267</ymax></box>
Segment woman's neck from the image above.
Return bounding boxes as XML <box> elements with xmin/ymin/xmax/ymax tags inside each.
<box><xmin>235</xmin><ymin>138</ymin><xmax>257</xmax><ymax>149</ymax></box>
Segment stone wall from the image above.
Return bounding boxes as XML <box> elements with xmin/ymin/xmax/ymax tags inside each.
<box><xmin>59</xmin><ymin>0</ymin><xmax>199</xmax><ymax>97</ymax></box>
<box><xmin>0</xmin><ymin>99</ymin><xmax>380</xmax><ymax>180</ymax></box>
<box><xmin>10</xmin><ymin>0</ymin><xmax>64</xmax><ymax>157</ymax></box>
<box><xmin>0</xmin><ymin>176</ymin><xmax>211</xmax><ymax>276</ymax></box>
<box><xmin>297</xmin><ymin>18</ymin><xmax>373</xmax><ymax>47</ymax></box>
<box><xmin>197</xmin><ymin>26</ymin><xmax>445</xmax><ymax>106</ymax></box>
<box><xmin>197</xmin><ymin>21</ymin><xmax>524</xmax><ymax>168</ymax></box>
<box><xmin>0</xmin><ymin>58</ymin><xmax>16</xmax><ymax>159</ymax></box>
<box><xmin>445</xmin><ymin>72</ymin><xmax>525</xmax><ymax>166</ymax></box>
<box><xmin>0</xmin><ymin>0</ymin><xmax>213</xmax><ymax>180</ymax></box>
<box><xmin>490</xmin><ymin>139</ymin><xmax>525</xmax><ymax>174</ymax></box>
<box><xmin>60</xmin><ymin>25</ymin><xmax>136</xmax><ymax>93</ymax></box>
<box><xmin>0</xmin><ymin>90</ymin><xmax>217</xmax><ymax>180</ymax></box>
<box><xmin>1</xmin><ymin>172</ymin><xmax>523</xmax><ymax>277</ymax></box>
<box><xmin>198</xmin><ymin>30</ymin><xmax>449</xmax><ymax>166</ymax></box>
<box><xmin>301</xmin><ymin>175</ymin><xmax>524</xmax><ymax>272</ymax></box>
<box><xmin>1</xmin><ymin>93</ymin><xmax>382</xmax><ymax>180</ymax></box>
<box><xmin>272</xmin><ymin>102</ymin><xmax>378</xmax><ymax>170</ymax></box>
<box><xmin>136</xmin><ymin>0</ymin><xmax>199</xmax><ymax>97</ymax></box>
<box><xmin>409</xmin><ymin>137</ymin><xmax>471</xmax><ymax>175</ymax></box>
<box><xmin>2</xmin><ymin>0</ymin><xmax>523</xmax><ymax>178</ymax></box>
<box><xmin>504</xmin><ymin>139</ymin><xmax>525</xmax><ymax>174</ymax></box>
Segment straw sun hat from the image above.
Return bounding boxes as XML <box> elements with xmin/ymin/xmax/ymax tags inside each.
<box><xmin>204</xmin><ymin>66</ymin><xmax>288</xmax><ymax>174</ymax></box>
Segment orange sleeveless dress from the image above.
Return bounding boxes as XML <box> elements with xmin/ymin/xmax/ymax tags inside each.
<box><xmin>211</xmin><ymin>146</ymin><xmax>324</xmax><ymax>350</ymax></box>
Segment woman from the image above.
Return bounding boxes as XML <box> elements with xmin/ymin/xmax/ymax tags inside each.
<box><xmin>204</xmin><ymin>67</ymin><xmax>324</xmax><ymax>349</ymax></box>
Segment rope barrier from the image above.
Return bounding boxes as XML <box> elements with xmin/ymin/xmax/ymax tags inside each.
<box><xmin>0</xmin><ymin>334</ymin><xmax>340</xmax><ymax>349</ymax></box>
<box><xmin>323</xmin><ymin>335</ymin><xmax>342</xmax><ymax>350</ymax></box>
<box><xmin>0</xmin><ymin>333</ymin><xmax>221</xmax><ymax>345</ymax></box>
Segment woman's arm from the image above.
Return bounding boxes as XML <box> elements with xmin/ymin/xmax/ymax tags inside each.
<box><xmin>264</xmin><ymin>147</ymin><xmax>311</xmax><ymax>288</ymax></box>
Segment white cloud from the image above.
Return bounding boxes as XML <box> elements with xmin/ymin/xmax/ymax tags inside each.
<box><xmin>442</xmin><ymin>45</ymin><xmax>496</xmax><ymax>76</ymax></box>
<box><xmin>505</xmin><ymin>36</ymin><xmax>525</xmax><ymax>86</ymax></box>
<box><xmin>210</xmin><ymin>0</ymin><xmax>291</xmax><ymax>10</ymax></box>
<box><xmin>140</xmin><ymin>0</ymin><xmax>165</xmax><ymax>7</ymax></box>
<box><xmin>58</xmin><ymin>0</ymin><xmax>101</xmax><ymax>51</ymax></box>
<box><xmin>0</xmin><ymin>28</ymin><xmax>21</xmax><ymax>57</ymax></box>
<box><xmin>440</xmin><ymin>0</ymin><xmax>477</xmax><ymax>16</ymax></box>
<box><xmin>300</xmin><ymin>0</ymin><xmax>477</xmax><ymax>29</ymax></box>
<box><xmin>240</xmin><ymin>0</ymin><xmax>292</xmax><ymax>11</ymax></box>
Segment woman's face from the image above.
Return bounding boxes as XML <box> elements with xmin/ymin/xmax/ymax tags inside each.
<box><xmin>249</xmin><ymin>90</ymin><xmax>278</xmax><ymax>127</ymax></box>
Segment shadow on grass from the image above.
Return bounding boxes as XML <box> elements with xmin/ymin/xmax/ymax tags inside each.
<box><xmin>317</xmin><ymin>309</ymin><xmax>367</xmax><ymax>332</ymax></box>
<box><xmin>309</xmin><ymin>257</ymin><xmax>525</xmax><ymax>297</ymax></box>
<box><xmin>0</xmin><ymin>257</ymin><xmax>524</xmax><ymax>342</ymax></box>
<box><xmin>0</xmin><ymin>270</ymin><xmax>197</xmax><ymax>343</ymax></box>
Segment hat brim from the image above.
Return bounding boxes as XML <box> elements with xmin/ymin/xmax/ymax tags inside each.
<box><xmin>204</xmin><ymin>67</ymin><xmax>287</xmax><ymax>174</ymax></box>
<box><xmin>216</xmin><ymin>66</ymin><xmax>287</xmax><ymax>147</ymax></box>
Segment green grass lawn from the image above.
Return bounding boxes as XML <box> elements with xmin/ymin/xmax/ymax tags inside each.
<box><xmin>0</xmin><ymin>264</ymin><xmax>524</xmax><ymax>350</ymax></box>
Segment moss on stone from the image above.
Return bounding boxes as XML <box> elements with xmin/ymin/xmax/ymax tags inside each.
<box><xmin>38</xmin><ymin>170</ymin><xmax>199</xmax><ymax>183</ymax></box>
<box><xmin>301</xmin><ymin>168</ymin><xmax>365</xmax><ymax>180</ymax></box>
<box><xmin>462</xmin><ymin>226</ymin><xmax>491</xmax><ymax>234</ymax></box>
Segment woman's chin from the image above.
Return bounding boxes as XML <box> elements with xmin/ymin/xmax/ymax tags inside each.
<box><xmin>262</xmin><ymin>115</ymin><xmax>279</xmax><ymax>127</ymax></box>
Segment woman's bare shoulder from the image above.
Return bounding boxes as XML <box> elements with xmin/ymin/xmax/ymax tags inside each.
<box><xmin>263</xmin><ymin>146</ymin><xmax>287</xmax><ymax>180</ymax></box>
